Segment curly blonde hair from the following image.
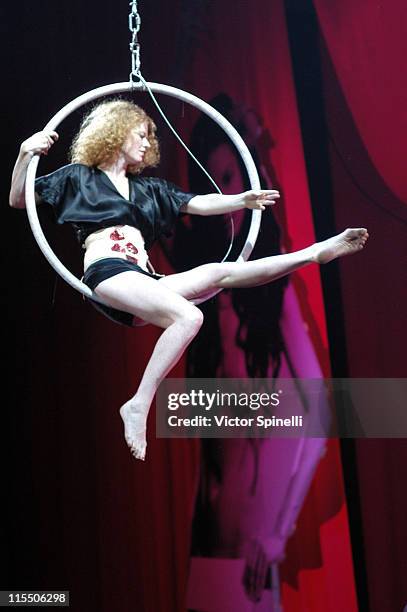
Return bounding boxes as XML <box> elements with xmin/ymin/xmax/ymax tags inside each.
<box><xmin>70</xmin><ymin>99</ymin><xmax>160</xmax><ymax>174</ymax></box>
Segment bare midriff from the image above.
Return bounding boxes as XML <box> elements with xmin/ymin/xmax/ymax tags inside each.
<box><xmin>83</xmin><ymin>225</ymin><xmax>150</xmax><ymax>272</ymax></box>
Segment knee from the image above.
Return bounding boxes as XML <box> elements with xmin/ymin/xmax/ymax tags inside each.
<box><xmin>178</xmin><ymin>306</ymin><xmax>204</xmax><ymax>336</ymax></box>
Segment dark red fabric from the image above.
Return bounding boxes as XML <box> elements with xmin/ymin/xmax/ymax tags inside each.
<box><xmin>314</xmin><ymin>2</ymin><xmax>407</xmax><ymax>609</ymax></box>
<box><xmin>313</xmin><ymin>0</ymin><xmax>407</xmax><ymax>204</ymax></box>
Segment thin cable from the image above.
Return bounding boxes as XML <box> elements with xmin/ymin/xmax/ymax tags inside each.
<box><xmin>137</xmin><ymin>73</ymin><xmax>235</xmax><ymax>262</ymax></box>
<box><xmin>139</xmin><ymin>75</ymin><xmax>222</xmax><ymax>193</ymax></box>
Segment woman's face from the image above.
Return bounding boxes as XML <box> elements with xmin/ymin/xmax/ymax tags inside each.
<box><xmin>122</xmin><ymin>121</ymin><xmax>151</xmax><ymax>165</ymax></box>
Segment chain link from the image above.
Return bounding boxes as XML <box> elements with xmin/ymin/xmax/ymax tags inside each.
<box><xmin>129</xmin><ymin>0</ymin><xmax>141</xmax><ymax>82</ymax></box>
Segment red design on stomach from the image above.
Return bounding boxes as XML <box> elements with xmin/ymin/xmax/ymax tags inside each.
<box><xmin>110</xmin><ymin>229</ymin><xmax>125</xmax><ymax>241</ymax></box>
<box><xmin>110</xmin><ymin>242</ymin><xmax>138</xmax><ymax>264</ymax></box>
<box><xmin>125</xmin><ymin>242</ymin><xmax>138</xmax><ymax>254</ymax></box>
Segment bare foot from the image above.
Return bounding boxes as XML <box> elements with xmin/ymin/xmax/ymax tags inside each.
<box><xmin>312</xmin><ymin>228</ymin><xmax>369</xmax><ymax>264</ymax></box>
<box><xmin>120</xmin><ymin>400</ymin><xmax>147</xmax><ymax>461</ymax></box>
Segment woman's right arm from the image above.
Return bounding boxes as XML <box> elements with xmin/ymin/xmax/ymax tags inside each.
<box><xmin>9</xmin><ymin>130</ymin><xmax>59</xmax><ymax>208</ymax></box>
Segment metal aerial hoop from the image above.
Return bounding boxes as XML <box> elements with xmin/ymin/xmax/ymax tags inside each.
<box><xmin>24</xmin><ymin>0</ymin><xmax>262</xmax><ymax>308</ymax></box>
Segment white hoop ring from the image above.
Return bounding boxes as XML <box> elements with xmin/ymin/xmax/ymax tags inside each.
<box><xmin>25</xmin><ymin>81</ymin><xmax>261</xmax><ymax>307</ymax></box>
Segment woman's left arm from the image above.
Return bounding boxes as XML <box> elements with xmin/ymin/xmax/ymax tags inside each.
<box><xmin>182</xmin><ymin>189</ymin><xmax>280</xmax><ymax>216</ymax></box>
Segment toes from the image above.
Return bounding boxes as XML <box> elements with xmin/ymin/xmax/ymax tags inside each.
<box><xmin>130</xmin><ymin>445</ymin><xmax>146</xmax><ymax>461</ymax></box>
<box><xmin>346</xmin><ymin>228</ymin><xmax>368</xmax><ymax>240</ymax></box>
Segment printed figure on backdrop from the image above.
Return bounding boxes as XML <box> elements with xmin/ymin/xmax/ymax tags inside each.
<box><xmin>168</xmin><ymin>95</ymin><xmax>334</xmax><ymax>609</ymax></box>
<box><xmin>10</xmin><ymin>98</ymin><xmax>368</xmax><ymax>463</ymax></box>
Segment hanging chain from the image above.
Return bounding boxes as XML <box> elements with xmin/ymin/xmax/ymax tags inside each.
<box><xmin>129</xmin><ymin>0</ymin><xmax>141</xmax><ymax>83</ymax></box>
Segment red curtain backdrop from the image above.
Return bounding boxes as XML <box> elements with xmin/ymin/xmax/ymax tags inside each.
<box><xmin>313</xmin><ymin>2</ymin><xmax>407</xmax><ymax>610</ymax></box>
<box><xmin>313</xmin><ymin>0</ymin><xmax>407</xmax><ymax>204</ymax></box>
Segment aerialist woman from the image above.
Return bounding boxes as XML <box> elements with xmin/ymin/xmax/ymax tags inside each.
<box><xmin>9</xmin><ymin>99</ymin><xmax>369</xmax><ymax>461</ymax></box>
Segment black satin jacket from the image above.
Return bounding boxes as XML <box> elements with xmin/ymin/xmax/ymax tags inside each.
<box><xmin>35</xmin><ymin>163</ymin><xmax>195</xmax><ymax>249</ymax></box>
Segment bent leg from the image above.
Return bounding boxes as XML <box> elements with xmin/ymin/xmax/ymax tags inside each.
<box><xmin>95</xmin><ymin>271</ymin><xmax>204</xmax><ymax>459</ymax></box>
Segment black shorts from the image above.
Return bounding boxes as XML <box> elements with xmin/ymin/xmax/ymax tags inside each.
<box><xmin>83</xmin><ymin>257</ymin><xmax>163</xmax><ymax>327</ymax></box>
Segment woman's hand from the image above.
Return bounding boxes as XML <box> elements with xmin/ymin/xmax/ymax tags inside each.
<box><xmin>244</xmin><ymin>189</ymin><xmax>280</xmax><ymax>211</ymax></box>
<box><xmin>20</xmin><ymin>130</ymin><xmax>59</xmax><ymax>158</ymax></box>
<box><xmin>241</xmin><ymin>535</ymin><xmax>286</xmax><ymax>602</ymax></box>
<box><xmin>9</xmin><ymin>130</ymin><xmax>59</xmax><ymax>208</ymax></box>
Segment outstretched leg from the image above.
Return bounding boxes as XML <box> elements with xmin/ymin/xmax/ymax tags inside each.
<box><xmin>159</xmin><ymin>228</ymin><xmax>369</xmax><ymax>299</ymax></box>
